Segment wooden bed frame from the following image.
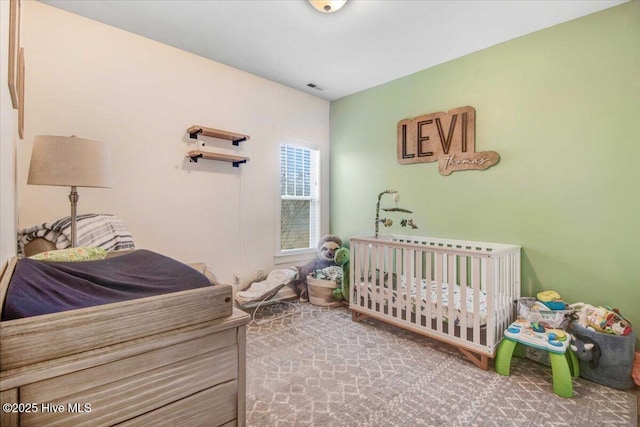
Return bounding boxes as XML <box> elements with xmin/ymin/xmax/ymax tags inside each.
<box><xmin>0</xmin><ymin>256</ymin><xmax>250</xmax><ymax>427</ymax></box>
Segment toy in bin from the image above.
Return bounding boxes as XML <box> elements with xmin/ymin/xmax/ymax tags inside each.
<box><xmin>517</xmin><ymin>290</ymin><xmax>573</xmax><ymax>330</ymax></box>
<box><xmin>536</xmin><ymin>290</ymin><xmax>567</xmax><ymax>310</ymax></box>
<box><xmin>569</xmin><ymin>302</ymin><xmax>632</xmax><ymax>336</ymax></box>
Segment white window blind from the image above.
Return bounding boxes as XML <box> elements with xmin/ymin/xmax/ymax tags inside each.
<box><xmin>280</xmin><ymin>143</ymin><xmax>319</xmax><ymax>251</ymax></box>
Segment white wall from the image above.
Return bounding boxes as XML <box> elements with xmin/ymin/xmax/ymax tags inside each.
<box><xmin>0</xmin><ymin>0</ymin><xmax>18</xmax><ymax>263</ymax></box>
<box><xmin>18</xmin><ymin>2</ymin><xmax>330</xmax><ymax>284</ymax></box>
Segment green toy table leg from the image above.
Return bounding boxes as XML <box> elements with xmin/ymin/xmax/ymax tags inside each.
<box><xmin>513</xmin><ymin>342</ymin><xmax>526</xmax><ymax>358</ymax></box>
<box><xmin>549</xmin><ymin>352</ymin><xmax>573</xmax><ymax>398</ymax></box>
<box><xmin>566</xmin><ymin>348</ymin><xmax>579</xmax><ymax>378</ymax></box>
<box><xmin>495</xmin><ymin>339</ymin><xmax>517</xmax><ymax>376</ymax></box>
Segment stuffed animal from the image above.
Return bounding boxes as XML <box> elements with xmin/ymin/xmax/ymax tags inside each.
<box><xmin>570</xmin><ymin>333</ymin><xmax>601</xmax><ymax>369</ymax></box>
<box><xmin>569</xmin><ymin>302</ymin><xmax>591</xmax><ymax>328</ymax></box>
<box><xmin>289</xmin><ymin>235</ymin><xmax>342</xmax><ymax>301</ymax></box>
<box><xmin>332</xmin><ymin>247</ymin><xmax>350</xmax><ymax>301</ymax></box>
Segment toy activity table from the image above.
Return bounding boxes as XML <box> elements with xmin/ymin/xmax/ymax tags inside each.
<box><xmin>495</xmin><ymin>320</ymin><xmax>579</xmax><ymax>398</ymax></box>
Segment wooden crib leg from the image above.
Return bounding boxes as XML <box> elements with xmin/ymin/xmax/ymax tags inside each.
<box><xmin>352</xmin><ymin>311</ymin><xmax>368</xmax><ymax>322</ymax></box>
<box><xmin>458</xmin><ymin>348</ymin><xmax>490</xmax><ymax>371</ymax></box>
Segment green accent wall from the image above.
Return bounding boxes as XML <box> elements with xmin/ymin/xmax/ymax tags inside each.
<box><xmin>330</xmin><ymin>1</ymin><xmax>640</xmax><ymax>339</ymax></box>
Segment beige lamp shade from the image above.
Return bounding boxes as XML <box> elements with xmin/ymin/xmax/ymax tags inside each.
<box><xmin>28</xmin><ymin>135</ymin><xmax>113</xmax><ymax>188</ymax></box>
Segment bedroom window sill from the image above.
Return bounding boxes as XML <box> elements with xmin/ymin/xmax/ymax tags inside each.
<box><xmin>274</xmin><ymin>249</ymin><xmax>316</xmax><ymax>266</ymax></box>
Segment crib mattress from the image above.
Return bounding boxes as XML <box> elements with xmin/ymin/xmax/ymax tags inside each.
<box><xmin>359</xmin><ymin>277</ymin><xmax>488</xmax><ymax>325</ymax></box>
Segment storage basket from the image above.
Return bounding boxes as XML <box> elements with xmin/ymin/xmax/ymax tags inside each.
<box><xmin>517</xmin><ymin>297</ymin><xmax>572</xmax><ymax>329</ymax></box>
<box><xmin>568</xmin><ymin>322</ymin><xmax>636</xmax><ymax>389</ymax></box>
<box><xmin>307</xmin><ymin>275</ymin><xmax>340</xmax><ymax>307</ymax></box>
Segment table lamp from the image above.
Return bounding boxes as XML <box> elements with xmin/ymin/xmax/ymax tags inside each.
<box><xmin>27</xmin><ymin>135</ymin><xmax>113</xmax><ymax>247</ymax></box>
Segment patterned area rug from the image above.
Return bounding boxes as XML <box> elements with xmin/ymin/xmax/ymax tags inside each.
<box><xmin>245</xmin><ymin>303</ymin><xmax>637</xmax><ymax>427</ymax></box>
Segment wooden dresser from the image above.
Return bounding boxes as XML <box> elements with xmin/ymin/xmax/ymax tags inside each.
<box><xmin>0</xmin><ymin>258</ymin><xmax>250</xmax><ymax>427</ymax></box>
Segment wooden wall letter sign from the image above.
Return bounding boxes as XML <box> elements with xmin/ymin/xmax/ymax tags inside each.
<box><xmin>397</xmin><ymin>106</ymin><xmax>499</xmax><ymax>175</ymax></box>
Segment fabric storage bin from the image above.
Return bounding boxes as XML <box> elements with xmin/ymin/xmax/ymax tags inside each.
<box><xmin>307</xmin><ymin>276</ymin><xmax>339</xmax><ymax>307</ymax></box>
<box><xmin>517</xmin><ymin>297</ymin><xmax>572</xmax><ymax>329</ymax></box>
<box><xmin>568</xmin><ymin>322</ymin><xmax>636</xmax><ymax>390</ymax></box>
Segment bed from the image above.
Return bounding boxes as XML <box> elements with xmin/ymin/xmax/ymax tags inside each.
<box><xmin>0</xmin><ymin>249</ymin><xmax>249</xmax><ymax>427</ymax></box>
<box><xmin>350</xmin><ymin>235</ymin><xmax>521</xmax><ymax>370</ymax></box>
<box><xmin>17</xmin><ymin>213</ymin><xmax>135</xmax><ymax>257</ymax></box>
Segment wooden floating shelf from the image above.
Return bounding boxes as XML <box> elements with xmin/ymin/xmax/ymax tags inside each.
<box><xmin>187</xmin><ymin>150</ymin><xmax>249</xmax><ymax>167</ymax></box>
<box><xmin>187</xmin><ymin>125</ymin><xmax>250</xmax><ymax>146</ymax></box>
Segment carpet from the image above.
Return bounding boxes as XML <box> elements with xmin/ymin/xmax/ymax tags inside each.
<box><xmin>245</xmin><ymin>303</ymin><xmax>637</xmax><ymax>426</ymax></box>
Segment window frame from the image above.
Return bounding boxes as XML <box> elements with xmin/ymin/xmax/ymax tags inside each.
<box><xmin>275</xmin><ymin>140</ymin><xmax>322</xmax><ymax>264</ymax></box>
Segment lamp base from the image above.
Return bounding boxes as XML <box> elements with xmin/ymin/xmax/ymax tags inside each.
<box><xmin>69</xmin><ymin>186</ymin><xmax>78</xmax><ymax>248</ymax></box>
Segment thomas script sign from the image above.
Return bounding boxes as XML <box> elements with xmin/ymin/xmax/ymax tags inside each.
<box><xmin>397</xmin><ymin>106</ymin><xmax>499</xmax><ymax>175</ymax></box>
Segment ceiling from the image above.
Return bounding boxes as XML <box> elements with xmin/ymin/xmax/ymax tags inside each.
<box><xmin>41</xmin><ymin>0</ymin><xmax>626</xmax><ymax>101</ymax></box>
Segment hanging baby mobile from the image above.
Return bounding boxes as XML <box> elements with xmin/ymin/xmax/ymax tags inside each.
<box><xmin>374</xmin><ymin>190</ymin><xmax>417</xmax><ymax>238</ymax></box>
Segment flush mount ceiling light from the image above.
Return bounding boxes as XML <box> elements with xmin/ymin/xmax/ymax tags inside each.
<box><xmin>308</xmin><ymin>0</ymin><xmax>347</xmax><ymax>13</ymax></box>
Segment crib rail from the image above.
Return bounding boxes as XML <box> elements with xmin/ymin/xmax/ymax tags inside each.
<box><xmin>349</xmin><ymin>235</ymin><xmax>521</xmax><ymax>361</ymax></box>
<box><xmin>355</xmin><ymin>234</ymin><xmax>520</xmax><ymax>256</ymax></box>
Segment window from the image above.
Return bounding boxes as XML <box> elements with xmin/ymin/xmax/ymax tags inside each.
<box><xmin>279</xmin><ymin>143</ymin><xmax>319</xmax><ymax>253</ymax></box>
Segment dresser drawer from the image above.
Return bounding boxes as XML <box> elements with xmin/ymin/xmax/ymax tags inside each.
<box><xmin>21</xmin><ymin>336</ymin><xmax>238</xmax><ymax>426</ymax></box>
<box><xmin>119</xmin><ymin>380</ymin><xmax>238</xmax><ymax>427</ymax></box>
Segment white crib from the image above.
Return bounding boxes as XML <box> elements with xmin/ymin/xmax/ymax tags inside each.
<box><xmin>349</xmin><ymin>235</ymin><xmax>521</xmax><ymax>370</ymax></box>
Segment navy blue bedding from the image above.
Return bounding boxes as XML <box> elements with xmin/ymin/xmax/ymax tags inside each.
<box><xmin>1</xmin><ymin>250</ymin><xmax>212</xmax><ymax>321</ymax></box>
